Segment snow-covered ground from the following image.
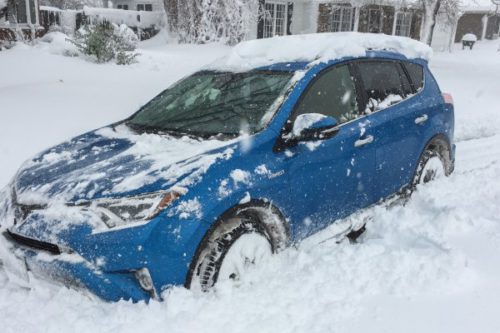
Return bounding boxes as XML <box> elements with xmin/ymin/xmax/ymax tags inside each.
<box><xmin>0</xmin><ymin>35</ymin><xmax>500</xmax><ymax>333</ymax></box>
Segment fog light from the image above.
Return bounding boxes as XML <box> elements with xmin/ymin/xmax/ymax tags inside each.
<box><xmin>134</xmin><ymin>268</ymin><xmax>158</xmax><ymax>299</ymax></box>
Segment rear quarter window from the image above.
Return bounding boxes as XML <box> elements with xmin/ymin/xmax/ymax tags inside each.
<box><xmin>404</xmin><ymin>62</ymin><xmax>424</xmax><ymax>92</ymax></box>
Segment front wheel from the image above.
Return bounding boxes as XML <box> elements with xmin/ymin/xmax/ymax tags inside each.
<box><xmin>187</xmin><ymin>214</ymin><xmax>274</xmax><ymax>291</ymax></box>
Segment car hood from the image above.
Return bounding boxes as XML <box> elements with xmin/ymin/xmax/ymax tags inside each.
<box><xmin>13</xmin><ymin>124</ymin><xmax>235</xmax><ymax>205</ymax></box>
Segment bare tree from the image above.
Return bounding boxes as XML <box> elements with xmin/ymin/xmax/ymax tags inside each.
<box><xmin>165</xmin><ymin>0</ymin><xmax>258</xmax><ymax>45</ymax></box>
<box><xmin>420</xmin><ymin>0</ymin><xmax>460</xmax><ymax>45</ymax></box>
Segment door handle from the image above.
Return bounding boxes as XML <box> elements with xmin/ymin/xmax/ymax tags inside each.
<box><xmin>415</xmin><ymin>114</ymin><xmax>428</xmax><ymax>125</ymax></box>
<box><xmin>354</xmin><ymin>135</ymin><xmax>374</xmax><ymax>148</ymax></box>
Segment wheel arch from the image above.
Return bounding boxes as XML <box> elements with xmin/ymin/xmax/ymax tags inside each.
<box><xmin>184</xmin><ymin>198</ymin><xmax>290</xmax><ymax>289</ymax></box>
<box><xmin>420</xmin><ymin>133</ymin><xmax>453</xmax><ymax>175</ymax></box>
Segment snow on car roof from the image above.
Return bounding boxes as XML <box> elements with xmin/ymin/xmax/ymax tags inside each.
<box><xmin>206</xmin><ymin>32</ymin><xmax>433</xmax><ymax>72</ymax></box>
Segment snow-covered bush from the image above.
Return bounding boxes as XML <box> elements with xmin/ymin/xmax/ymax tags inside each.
<box><xmin>68</xmin><ymin>22</ymin><xmax>139</xmax><ymax>64</ymax></box>
<box><xmin>177</xmin><ymin>0</ymin><xmax>258</xmax><ymax>45</ymax></box>
<box><xmin>40</xmin><ymin>31</ymin><xmax>79</xmax><ymax>57</ymax></box>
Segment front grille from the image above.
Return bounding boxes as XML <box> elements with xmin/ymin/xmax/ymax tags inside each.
<box><xmin>4</xmin><ymin>230</ymin><xmax>61</xmax><ymax>255</ymax></box>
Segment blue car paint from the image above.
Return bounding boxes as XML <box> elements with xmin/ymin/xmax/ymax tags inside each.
<box><xmin>2</xmin><ymin>51</ymin><xmax>454</xmax><ymax>302</ymax></box>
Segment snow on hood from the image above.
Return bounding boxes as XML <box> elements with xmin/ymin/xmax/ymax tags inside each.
<box><xmin>14</xmin><ymin>124</ymin><xmax>235</xmax><ymax>204</ymax></box>
<box><xmin>206</xmin><ymin>32</ymin><xmax>432</xmax><ymax>72</ymax></box>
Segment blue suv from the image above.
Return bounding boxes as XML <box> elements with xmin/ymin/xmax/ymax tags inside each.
<box><xmin>0</xmin><ymin>41</ymin><xmax>455</xmax><ymax>302</ymax></box>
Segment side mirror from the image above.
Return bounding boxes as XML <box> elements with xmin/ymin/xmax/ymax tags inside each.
<box><xmin>292</xmin><ymin>113</ymin><xmax>338</xmax><ymax>139</ymax></box>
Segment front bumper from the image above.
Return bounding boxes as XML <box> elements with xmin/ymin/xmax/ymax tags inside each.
<box><xmin>2</xmin><ymin>231</ymin><xmax>152</xmax><ymax>302</ymax></box>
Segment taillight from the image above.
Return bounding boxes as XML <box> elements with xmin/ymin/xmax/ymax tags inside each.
<box><xmin>442</xmin><ymin>93</ymin><xmax>454</xmax><ymax>105</ymax></box>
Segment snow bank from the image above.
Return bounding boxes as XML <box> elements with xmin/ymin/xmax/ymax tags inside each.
<box><xmin>209</xmin><ymin>32</ymin><xmax>433</xmax><ymax>71</ymax></box>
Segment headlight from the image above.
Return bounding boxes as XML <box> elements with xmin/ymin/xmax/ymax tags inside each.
<box><xmin>83</xmin><ymin>190</ymin><xmax>183</xmax><ymax>229</ymax></box>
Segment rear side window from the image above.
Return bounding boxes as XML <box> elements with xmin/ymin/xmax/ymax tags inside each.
<box><xmin>404</xmin><ymin>62</ymin><xmax>425</xmax><ymax>92</ymax></box>
<box><xmin>295</xmin><ymin>65</ymin><xmax>359</xmax><ymax>124</ymax></box>
<box><xmin>357</xmin><ymin>61</ymin><xmax>408</xmax><ymax>112</ymax></box>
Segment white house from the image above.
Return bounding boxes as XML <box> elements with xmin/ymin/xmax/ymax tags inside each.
<box><xmin>0</xmin><ymin>0</ymin><xmax>43</xmax><ymax>41</ymax></box>
<box><xmin>244</xmin><ymin>0</ymin><xmax>499</xmax><ymax>51</ymax></box>
<box><xmin>244</xmin><ymin>0</ymin><xmax>425</xmax><ymax>42</ymax></box>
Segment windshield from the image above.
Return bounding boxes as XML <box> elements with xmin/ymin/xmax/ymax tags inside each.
<box><xmin>127</xmin><ymin>71</ymin><xmax>293</xmax><ymax>137</ymax></box>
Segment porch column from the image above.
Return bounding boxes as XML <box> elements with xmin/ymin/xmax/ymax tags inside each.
<box><xmin>392</xmin><ymin>11</ymin><xmax>398</xmax><ymax>35</ymax></box>
<box><xmin>34</xmin><ymin>0</ymin><xmax>40</xmax><ymax>25</ymax></box>
<box><xmin>353</xmin><ymin>6</ymin><xmax>360</xmax><ymax>31</ymax></box>
<box><xmin>25</xmin><ymin>0</ymin><xmax>31</xmax><ymax>24</ymax></box>
<box><xmin>481</xmin><ymin>14</ymin><xmax>488</xmax><ymax>40</ymax></box>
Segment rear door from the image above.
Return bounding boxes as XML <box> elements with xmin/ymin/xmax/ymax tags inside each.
<box><xmin>354</xmin><ymin>60</ymin><xmax>426</xmax><ymax>200</ymax></box>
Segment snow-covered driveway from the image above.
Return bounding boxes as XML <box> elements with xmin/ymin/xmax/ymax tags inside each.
<box><xmin>0</xmin><ymin>37</ymin><xmax>499</xmax><ymax>333</ymax></box>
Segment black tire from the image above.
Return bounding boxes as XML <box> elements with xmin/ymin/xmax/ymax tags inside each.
<box><xmin>187</xmin><ymin>212</ymin><xmax>275</xmax><ymax>291</ymax></box>
<box><xmin>410</xmin><ymin>136</ymin><xmax>452</xmax><ymax>193</ymax></box>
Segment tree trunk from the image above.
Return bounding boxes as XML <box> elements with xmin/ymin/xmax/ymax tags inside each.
<box><xmin>163</xmin><ymin>0</ymin><xmax>178</xmax><ymax>32</ymax></box>
<box><xmin>420</xmin><ymin>0</ymin><xmax>441</xmax><ymax>46</ymax></box>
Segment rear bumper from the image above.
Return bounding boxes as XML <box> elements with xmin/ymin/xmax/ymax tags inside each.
<box><xmin>2</xmin><ymin>231</ymin><xmax>151</xmax><ymax>302</ymax></box>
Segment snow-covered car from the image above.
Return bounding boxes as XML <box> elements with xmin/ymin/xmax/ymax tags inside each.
<box><xmin>0</xmin><ymin>33</ymin><xmax>455</xmax><ymax>302</ymax></box>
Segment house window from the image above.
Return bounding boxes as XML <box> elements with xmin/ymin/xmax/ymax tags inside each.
<box><xmin>137</xmin><ymin>4</ymin><xmax>153</xmax><ymax>12</ymax></box>
<box><xmin>330</xmin><ymin>5</ymin><xmax>354</xmax><ymax>32</ymax></box>
<box><xmin>117</xmin><ymin>4</ymin><xmax>129</xmax><ymax>10</ymax></box>
<box><xmin>368</xmin><ymin>8</ymin><xmax>382</xmax><ymax>33</ymax></box>
<box><xmin>15</xmin><ymin>0</ymin><xmax>28</xmax><ymax>24</ymax></box>
<box><xmin>263</xmin><ymin>1</ymin><xmax>287</xmax><ymax>38</ymax></box>
<box><xmin>395</xmin><ymin>12</ymin><xmax>412</xmax><ymax>37</ymax></box>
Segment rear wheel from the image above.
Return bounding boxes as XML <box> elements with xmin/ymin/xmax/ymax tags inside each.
<box><xmin>414</xmin><ymin>150</ymin><xmax>446</xmax><ymax>185</ymax></box>
<box><xmin>411</xmin><ymin>137</ymin><xmax>452</xmax><ymax>192</ymax></box>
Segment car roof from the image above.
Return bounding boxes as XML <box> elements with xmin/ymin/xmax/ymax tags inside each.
<box><xmin>255</xmin><ymin>50</ymin><xmax>427</xmax><ymax>72</ymax></box>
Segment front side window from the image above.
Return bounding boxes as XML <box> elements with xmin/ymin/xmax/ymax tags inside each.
<box><xmin>263</xmin><ymin>1</ymin><xmax>287</xmax><ymax>38</ymax></box>
<box><xmin>357</xmin><ymin>61</ymin><xmax>409</xmax><ymax>111</ymax></box>
<box><xmin>395</xmin><ymin>12</ymin><xmax>412</xmax><ymax>37</ymax></box>
<box><xmin>127</xmin><ymin>71</ymin><xmax>293</xmax><ymax>137</ymax></box>
<box><xmin>295</xmin><ymin>65</ymin><xmax>359</xmax><ymax>124</ymax></box>
<box><xmin>330</xmin><ymin>5</ymin><xmax>354</xmax><ymax>32</ymax></box>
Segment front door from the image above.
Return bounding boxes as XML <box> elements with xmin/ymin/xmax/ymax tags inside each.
<box><xmin>280</xmin><ymin>64</ymin><xmax>377</xmax><ymax>238</ymax></box>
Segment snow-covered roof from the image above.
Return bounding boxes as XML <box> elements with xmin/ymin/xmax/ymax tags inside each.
<box><xmin>460</xmin><ymin>0</ymin><xmax>498</xmax><ymax>12</ymax></box>
<box><xmin>40</xmin><ymin>6</ymin><xmax>63</xmax><ymax>12</ymax></box>
<box><xmin>209</xmin><ymin>32</ymin><xmax>432</xmax><ymax>72</ymax></box>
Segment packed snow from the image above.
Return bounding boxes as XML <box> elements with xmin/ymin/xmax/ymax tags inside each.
<box><xmin>1</xmin><ymin>34</ymin><xmax>500</xmax><ymax>333</ymax></box>
<box><xmin>208</xmin><ymin>32</ymin><xmax>433</xmax><ymax>71</ymax></box>
<box><xmin>462</xmin><ymin>33</ymin><xmax>478</xmax><ymax>42</ymax></box>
